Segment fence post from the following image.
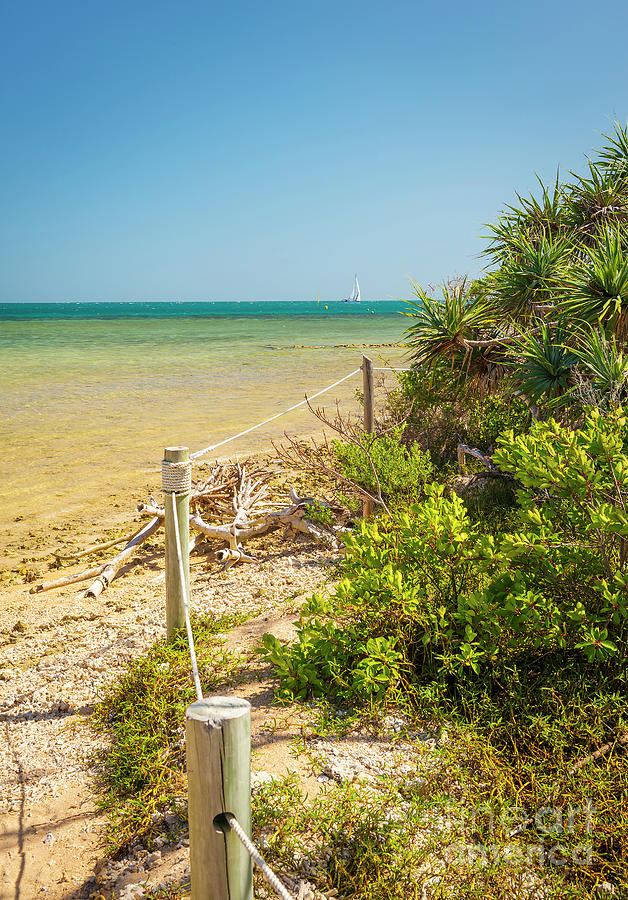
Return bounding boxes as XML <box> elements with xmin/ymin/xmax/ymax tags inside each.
<box><xmin>163</xmin><ymin>445</ymin><xmax>190</xmax><ymax>640</ymax></box>
<box><xmin>362</xmin><ymin>355</ymin><xmax>375</xmax><ymax>518</ymax></box>
<box><xmin>186</xmin><ymin>697</ymin><xmax>253</xmax><ymax>900</ymax></box>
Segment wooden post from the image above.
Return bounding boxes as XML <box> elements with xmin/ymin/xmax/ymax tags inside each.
<box><xmin>362</xmin><ymin>354</ymin><xmax>374</xmax><ymax>435</ymax></box>
<box><xmin>362</xmin><ymin>355</ymin><xmax>375</xmax><ymax>518</ymax></box>
<box><xmin>186</xmin><ymin>697</ymin><xmax>253</xmax><ymax>900</ymax></box>
<box><xmin>163</xmin><ymin>446</ymin><xmax>190</xmax><ymax>640</ymax></box>
<box><xmin>457</xmin><ymin>444</ymin><xmax>467</xmax><ymax>475</ymax></box>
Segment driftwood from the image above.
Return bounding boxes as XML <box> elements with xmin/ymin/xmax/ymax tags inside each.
<box><xmin>52</xmin><ymin>523</ymin><xmax>147</xmax><ymax>563</ymax></box>
<box><xmin>84</xmin><ymin>517</ymin><xmax>163</xmax><ymax>597</ymax></box>
<box><xmin>34</xmin><ymin>462</ymin><xmax>344</xmax><ymax>593</ymax></box>
<box><xmin>138</xmin><ymin>491</ymin><xmax>340</xmax><ymax>571</ymax></box>
<box><xmin>33</xmin><ymin>517</ymin><xmax>163</xmax><ymax>594</ymax></box>
<box><xmin>34</xmin><ymin>562</ymin><xmax>109</xmax><ymax>594</ymax></box>
<box><xmin>455</xmin><ymin>443</ymin><xmax>515</xmax><ymax>476</ymax></box>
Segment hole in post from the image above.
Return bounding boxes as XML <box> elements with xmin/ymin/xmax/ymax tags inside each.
<box><xmin>213</xmin><ymin>812</ymin><xmax>232</xmax><ymax>834</ymax></box>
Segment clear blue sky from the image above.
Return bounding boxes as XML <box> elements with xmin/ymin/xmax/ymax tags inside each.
<box><xmin>1</xmin><ymin>0</ymin><xmax>627</xmax><ymax>302</ymax></box>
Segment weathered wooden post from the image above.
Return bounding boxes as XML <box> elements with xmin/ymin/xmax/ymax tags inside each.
<box><xmin>162</xmin><ymin>445</ymin><xmax>191</xmax><ymax>640</ymax></box>
<box><xmin>186</xmin><ymin>697</ymin><xmax>253</xmax><ymax>900</ymax></box>
<box><xmin>362</xmin><ymin>355</ymin><xmax>375</xmax><ymax>518</ymax></box>
<box><xmin>457</xmin><ymin>444</ymin><xmax>467</xmax><ymax>475</ymax></box>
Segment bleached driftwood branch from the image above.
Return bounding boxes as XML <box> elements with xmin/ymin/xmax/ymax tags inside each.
<box><xmin>33</xmin><ymin>461</ymin><xmax>343</xmax><ymax>593</ymax></box>
<box><xmin>33</xmin><ymin>517</ymin><xmax>162</xmax><ymax>594</ymax></box>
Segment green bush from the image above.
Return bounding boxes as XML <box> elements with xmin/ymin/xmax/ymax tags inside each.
<box><xmin>333</xmin><ymin>425</ymin><xmax>434</xmax><ymax>507</ymax></box>
<box><xmin>466</xmin><ymin>393</ymin><xmax>532</xmax><ymax>448</ymax></box>
<box><xmin>263</xmin><ymin>408</ymin><xmax>628</xmax><ymax>704</ymax></box>
<box><xmin>390</xmin><ymin>372</ymin><xmax>531</xmax><ymax>466</ymax></box>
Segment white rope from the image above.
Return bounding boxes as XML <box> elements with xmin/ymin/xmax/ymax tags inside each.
<box><xmin>170</xmin><ymin>492</ymin><xmax>203</xmax><ymax>702</ymax></box>
<box><xmin>189</xmin><ymin>368</ymin><xmax>361</xmax><ymax>461</ymax></box>
<box><xmin>162</xmin><ymin>458</ymin><xmax>193</xmax><ymax>493</ymax></box>
<box><xmin>371</xmin><ymin>366</ymin><xmax>413</xmax><ymax>371</ymax></box>
<box><xmin>224</xmin><ymin>812</ymin><xmax>295</xmax><ymax>900</ymax></box>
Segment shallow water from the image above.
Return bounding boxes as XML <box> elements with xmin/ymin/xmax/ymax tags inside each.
<box><xmin>0</xmin><ymin>307</ymin><xmax>408</xmax><ymax>536</ymax></box>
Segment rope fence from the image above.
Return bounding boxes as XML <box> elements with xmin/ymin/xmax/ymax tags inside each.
<box><xmin>225</xmin><ymin>812</ymin><xmax>295</xmax><ymax>900</ymax></box>
<box><xmin>161</xmin><ymin>355</ymin><xmax>407</xmax><ymax>899</ymax></box>
<box><xmin>170</xmin><ymin>490</ymin><xmax>203</xmax><ymax>702</ymax></box>
<box><xmin>190</xmin><ymin>367</ymin><xmax>362</xmax><ymax>461</ymax></box>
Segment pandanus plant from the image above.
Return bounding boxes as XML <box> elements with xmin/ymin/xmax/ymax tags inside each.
<box><xmin>564</xmin><ymin>162</ymin><xmax>628</xmax><ymax>247</ymax></box>
<box><xmin>403</xmin><ymin>122</ymin><xmax>628</xmax><ymax>409</ymax></box>
<box><xmin>488</xmin><ymin>230</ymin><xmax>570</xmax><ymax>321</ymax></box>
<box><xmin>506</xmin><ymin>323</ymin><xmax>577</xmax><ymax>406</ymax></box>
<box><xmin>560</xmin><ymin>228</ymin><xmax>628</xmax><ymax>341</ymax></box>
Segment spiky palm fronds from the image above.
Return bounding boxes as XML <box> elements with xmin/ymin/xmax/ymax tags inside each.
<box><xmin>597</xmin><ymin>120</ymin><xmax>628</xmax><ymax>184</ymax></box>
<box><xmin>571</xmin><ymin>327</ymin><xmax>628</xmax><ymax>407</ymax></box>
<box><xmin>483</xmin><ymin>174</ymin><xmax>568</xmax><ymax>265</ymax></box>
<box><xmin>507</xmin><ymin>323</ymin><xmax>577</xmax><ymax>406</ymax></box>
<box><xmin>489</xmin><ymin>230</ymin><xmax>571</xmax><ymax>320</ymax></box>
<box><xmin>402</xmin><ymin>280</ymin><xmax>497</xmax><ymax>365</ymax></box>
<box><xmin>560</xmin><ymin>228</ymin><xmax>628</xmax><ymax>340</ymax></box>
<box><xmin>565</xmin><ymin>161</ymin><xmax>628</xmax><ymax>245</ymax></box>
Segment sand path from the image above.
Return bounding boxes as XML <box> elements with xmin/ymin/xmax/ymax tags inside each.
<box><xmin>0</xmin><ymin>514</ymin><xmax>338</xmax><ymax>899</ymax></box>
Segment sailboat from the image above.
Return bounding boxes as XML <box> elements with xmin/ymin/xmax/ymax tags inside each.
<box><xmin>342</xmin><ymin>274</ymin><xmax>361</xmax><ymax>303</ymax></box>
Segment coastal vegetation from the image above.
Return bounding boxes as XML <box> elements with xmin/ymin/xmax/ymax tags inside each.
<box><xmin>258</xmin><ymin>124</ymin><xmax>628</xmax><ymax>897</ymax></box>
<box><xmin>93</xmin><ymin>124</ymin><xmax>628</xmax><ymax>898</ymax></box>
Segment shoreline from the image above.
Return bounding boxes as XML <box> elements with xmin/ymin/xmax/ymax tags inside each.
<box><xmin>1</xmin><ymin>346</ymin><xmax>406</xmax><ymax>568</ymax></box>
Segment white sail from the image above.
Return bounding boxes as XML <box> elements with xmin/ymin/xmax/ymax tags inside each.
<box><xmin>342</xmin><ymin>273</ymin><xmax>361</xmax><ymax>302</ymax></box>
<box><xmin>347</xmin><ymin>274</ymin><xmax>360</xmax><ymax>302</ymax></box>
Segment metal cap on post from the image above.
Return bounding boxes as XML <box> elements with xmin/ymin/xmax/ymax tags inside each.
<box><xmin>163</xmin><ymin>446</ymin><xmax>191</xmax><ymax>639</ymax></box>
<box><xmin>186</xmin><ymin>697</ymin><xmax>253</xmax><ymax>900</ymax></box>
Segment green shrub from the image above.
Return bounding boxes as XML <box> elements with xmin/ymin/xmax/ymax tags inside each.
<box><xmin>333</xmin><ymin>425</ymin><xmax>434</xmax><ymax>507</ymax></box>
<box><xmin>466</xmin><ymin>393</ymin><xmax>532</xmax><ymax>448</ymax></box>
<box><xmin>94</xmin><ymin>613</ymin><xmax>243</xmax><ymax>851</ymax></box>
<box><xmin>263</xmin><ymin>408</ymin><xmax>628</xmax><ymax>704</ymax></box>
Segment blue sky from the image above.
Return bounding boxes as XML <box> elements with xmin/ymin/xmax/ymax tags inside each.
<box><xmin>1</xmin><ymin>0</ymin><xmax>628</xmax><ymax>302</ymax></box>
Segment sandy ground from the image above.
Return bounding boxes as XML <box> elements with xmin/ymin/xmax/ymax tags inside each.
<box><xmin>0</xmin><ymin>471</ymin><xmax>342</xmax><ymax>900</ymax></box>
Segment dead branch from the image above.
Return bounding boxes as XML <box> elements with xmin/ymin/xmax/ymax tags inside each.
<box><xmin>33</xmin><ymin>460</ymin><xmax>343</xmax><ymax>594</ymax></box>
<box><xmin>53</xmin><ymin>526</ymin><xmax>146</xmax><ymax>563</ymax></box>
<box><xmin>33</xmin><ymin>517</ymin><xmax>162</xmax><ymax>594</ymax></box>
<box><xmin>34</xmin><ymin>563</ymin><xmax>109</xmax><ymax>594</ymax></box>
<box><xmin>457</xmin><ymin>444</ymin><xmax>501</xmax><ymax>473</ymax></box>
<box><xmin>84</xmin><ymin>517</ymin><xmax>163</xmax><ymax>598</ymax></box>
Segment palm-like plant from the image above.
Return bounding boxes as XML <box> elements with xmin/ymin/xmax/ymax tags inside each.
<box><xmin>483</xmin><ymin>174</ymin><xmax>567</xmax><ymax>266</ymax></box>
<box><xmin>560</xmin><ymin>228</ymin><xmax>628</xmax><ymax>340</ymax></box>
<box><xmin>597</xmin><ymin>121</ymin><xmax>628</xmax><ymax>184</ymax></box>
<box><xmin>402</xmin><ymin>280</ymin><xmax>496</xmax><ymax>365</ymax></box>
<box><xmin>571</xmin><ymin>327</ymin><xmax>628</xmax><ymax>408</ymax></box>
<box><xmin>564</xmin><ymin>162</ymin><xmax>628</xmax><ymax>246</ymax></box>
<box><xmin>489</xmin><ymin>230</ymin><xmax>571</xmax><ymax>320</ymax></box>
<box><xmin>404</xmin><ymin>125</ymin><xmax>628</xmax><ymax>410</ymax></box>
<box><xmin>507</xmin><ymin>323</ymin><xmax>577</xmax><ymax>406</ymax></box>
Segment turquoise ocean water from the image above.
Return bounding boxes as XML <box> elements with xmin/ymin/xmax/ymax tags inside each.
<box><xmin>0</xmin><ymin>301</ymin><xmax>409</xmax><ymax>543</ymax></box>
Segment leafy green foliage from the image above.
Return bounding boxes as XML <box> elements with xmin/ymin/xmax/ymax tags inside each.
<box><xmin>571</xmin><ymin>327</ymin><xmax>628</xmax><ymax>408</ymax></box>
<box><xmin>251</xmin><ymin>774</ymin><xmax>453</xmax><ymax>900</ymax></box>
<box><xmin>93</xmin><ymin>613</ymin><xmax>245</xmax><ymax>852</ymax></box>
<box><xmin>261</xmin><ymin>409</ymin><xmax>628</xmax><ymax>894</ymax></box>
<box><xmin>507</xmin><ymin>323</ymin><xmax>578</xmax><ymax>405</ymax></box>
<box><xmin>401</xmin><ymin>123</ymin><xmax>628</xmax><ymax>405</ymax></box>
<box><xmin>333</xmin><ymin>425</ymin><xmax>434</xmax><ymax>506</ymax></box>
<box><xmin>465</xmin><ymin>393</ymin><xmax>532</xmax><ymax>449</ymax></box>
<box><xmin>303</xmin><ymin>499</ymin><xmax>335</xmax><ymax>529</ymax></box>
<box><xmin>401</xmin><ymin>279</ymin><xmax>495</xmax><ymax>363</ymax></box>
<box><xmin>264</xmin><ymin>410</ymin><xmax>628</xmax><ymax>703</ymax></box>
<box><xmin>489</xmin><ymin>230</ymin><xmax>570</xmax><ymax>319</ymax></box>
<box><xmin>560</xmin><ymin>228</ymin><xmax>628</xmax><ymax>339</ymax></box>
